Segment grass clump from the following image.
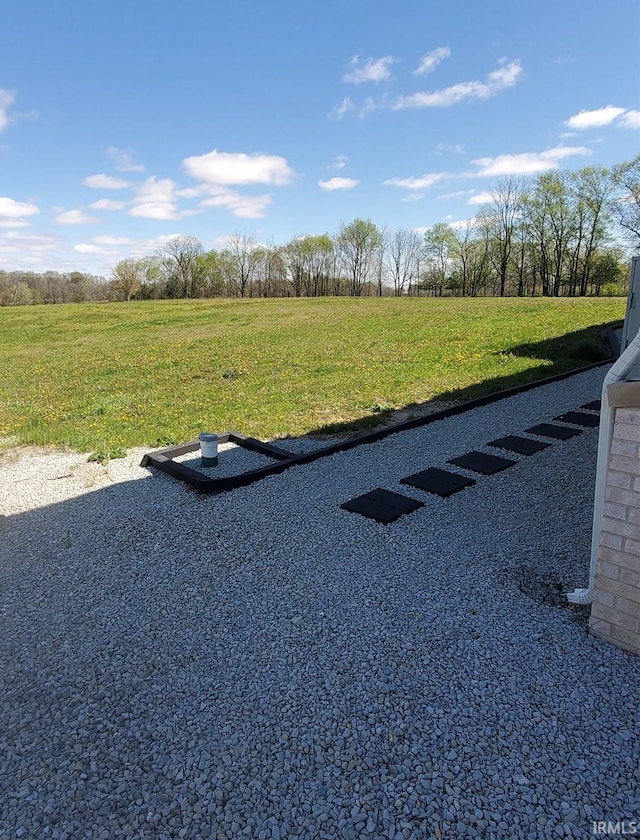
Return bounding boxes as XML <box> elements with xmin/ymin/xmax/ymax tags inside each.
<box><xmin>87</xmin><ymin>448</ymin><xmax>127</xmax><ymax>465</ymax></box>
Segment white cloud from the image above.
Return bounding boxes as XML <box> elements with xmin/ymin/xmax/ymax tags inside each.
<box><xmin>565</xmin><ymin>105</ymin><xmax>627</xmax><ymax>130</ymax></box>
<box><xmin>414</xmin><ymin>219</ymin><xmax>470</xmax><ymax>234</ymax></box>
<box><xmin>106</xmin><ymin>146</ymin><xmax>146</xmax><ymax>172</ymax></box>
<box><xmin>93</xmin><ymin>235</ymin><xmax>137</xmax><ymax>246</ymax></box>
<box><xmin>200</xmin><ymin>191</ymin><xmax>272</xmax><ymax>219</ymax></box>
<box><xmin>318</xmin><ymin>177</ymin><xmax>359</xmax><ymax>191</ymax></box>
<box><xmin>329</xmin><ymin>98</ymin><xmax>356</xmax><ymax>120</ymax></box>
<box><xmin>434</xmin><ymin>143</ymin><xmax>466</xmax><ymax>156</ymax></box>
<box><xmin>448</xmin><ymin>218</ymin><xmax>475</xmax><ymax>231</ymax></box>
<box><xmin>0</xmin><ymin>196</ymin><xmax>40</xmax><ymax>219</ymax></box>
<box><xmin>209</xmin><ymin>235</ymin><xmax>234</xmax><ymax>250</ymax></box>
<box><xmin>618</xmin><ymin>109</ymin><xmax>640</xmax><ymax>129</ymax></box>
<box><xmin>0</xmin><ymin>89</ymin><xmax>16</xmax><ymax>131</ymax></box>
<box><xmin>129</xmin><ymin>177</ymin><xmax>178</xmax><ymax>220</ymax></box>
<box><xmin>329</xmin><ymin>154</ymin><xmax>349</xmax><ymax>170</ymax></box>
<box><xmin>467</xmin><ymin>190</ymin><xmax>495</xmax><ymax>205</ymax></box>
<box><xmin>470</xmin><ymin>145</ymin><xmax>591</xmax><ymax>177</ymax></box>
<box><xmin>394</xmin><ymin>59</ymin><xmax>522</xmax><ymax>109</ymax></box>
<box><xmin>183</xmin><ymin>149</ymin><xmax>296</xmax><ymax>186</ymax></box>
<box><xmin>0</xmin><ymin>230</ymin><xmax>169</xmax><ymax>275</ymax></box>
<box><xmin>437</xmin><ymin>190</ymin><xmax>468</xmax><ymax>200</ymax></box>
<box><xmin>331</xmin><ymin>96</ymin><xmax>385</xmax><ymax>120</ymax></box>
<box><xmin>414</xmin><ymin>46</ymin><xmax>450</xmax><ymax>75</ymax></box>
<box><xmin>384</xmin><ymin>173</ymin><xmax>447</xmax><ymax>190</ymax></box>
<box><xmin>0</xmin><ymin>231</ymin><xmax>59</xmax><ymax>253</ymax></box>
<box><xmin>487</xmin><ymin>60</ymin><xmax>522</xmax><ymax>87</ymax></box>
<box><xmin>359</xmin><ymin>96</ymin><xmax>383</xmax><ymax>118</ymax></box>
<box><xmin>89</xmin><ymin>198</ymin><xmax>128</xmax><ymax>211</ymax></box>
<box><xmin>139</xmin><ymin>160</ymin><xmax>286</xmax><ymax>219</ymax></box>
<box><xmin>343</xmin><ymin>55</ymin><xmax>396</xmax><ymax>85</ymax></box>
<box><xmin>73</xmin><ymin>243</ymin><xmax>119</xmax><ymax>255</ymax></box>
<box><xmin>55</xmin><ymin>209</ymin><xmax>99</xmax><ymax>225</ymax></box>
<box><xmin>0</xmin><ymin>219</ymin><xmax>29</xmax><ymax>228</ymax></box>
<box><xmin>176</xmin><ymin>185</ymin><xmax>207</xmax><ymax>199</ymax></box>
<box><xmin>123</xmin><ymin>232</ymin><xmax>200</xmax><ymax>257</ymax></box>
<box><xmin>83</xmin><ymin>173</ymin><xmax>132</xmax><ymax>190</ymax></box>
<box><xmin>91</xmin><ymin>233</ymin><xmax>186</xmax><ymax>259</ymax></box>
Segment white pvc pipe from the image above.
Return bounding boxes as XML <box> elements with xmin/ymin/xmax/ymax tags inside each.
<box><xmin>567</xmin><ymin>327</ymin><xmax>640</xmax><ymax>604</ymax></box>
<box><xmin>199</xmin><ymin>433</ymin><xmax>219</xmax><ymax>467</ymax></box>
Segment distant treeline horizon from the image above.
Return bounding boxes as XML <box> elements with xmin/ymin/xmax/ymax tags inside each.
<box><xmin>2</xmin><ymin>157</ymin><xmax>639</xmax><ymax>306</ymax></box>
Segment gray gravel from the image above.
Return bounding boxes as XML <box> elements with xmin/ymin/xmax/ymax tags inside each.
<box><xmin>1</xmin><ymin>365</ymin><xmax>638</xmax><ymax>839</ymax></box>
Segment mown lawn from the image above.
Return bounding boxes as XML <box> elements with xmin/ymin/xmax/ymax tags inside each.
<box><xmin>0</xmin><ymin>296</ymin><xmax>624</xmax><ymax>453</ymax></box>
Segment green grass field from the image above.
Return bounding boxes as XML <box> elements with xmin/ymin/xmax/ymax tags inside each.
<box><xmin>0</xmin><ymin>296</ymin><xmax>625</xmax><ymax>454</ymax></box>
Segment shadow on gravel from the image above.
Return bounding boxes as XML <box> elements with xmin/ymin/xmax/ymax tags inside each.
<box><xmin>499</xmin><ymin>564</ymin><xmax>592</xmax><ymax>630</ymax></box>
<box><xmin>305</xmin><ymin>320</ymin><xmax>619</xmax><ymax>438</ymax></box>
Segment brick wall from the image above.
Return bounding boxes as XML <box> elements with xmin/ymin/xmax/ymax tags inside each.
<box><xmin>590</xmin><ymin>405</ymin><xmax>640</xmax><ymax>655</ymax></box>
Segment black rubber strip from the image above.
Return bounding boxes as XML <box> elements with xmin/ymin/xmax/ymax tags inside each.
<box><xmin>142</xmin><ymin>353</ymin><xmax>615</xmax><ymax>494</ymax></box>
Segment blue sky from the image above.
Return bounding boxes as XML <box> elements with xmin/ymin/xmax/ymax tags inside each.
<box><xmin>0</xmin><ymin>0</ymin><xmax>638</xmax><ymax>276</ymax></box>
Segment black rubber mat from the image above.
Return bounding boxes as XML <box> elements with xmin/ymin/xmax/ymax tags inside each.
<box><xmin>525</xmin><ymin>423</ymin><xmax>583</xmax><ymax>440</ymax></box>
<box><xmin>447</xmin><ymin>451</ymin><xmax>517</xmax><ymax>475</ymax></box>
<box><xmin>580</xmin><ymin>399</ymin><xmax>601</xmax><ymax>411</ymax></box>
<box><xmin>488</xmin><ymin>435</ymin><xmax>551</xmax><ymax>456</ymax></box>
<box><xmin>553</xmin><ymin>411</ymin><xmax>600</xmax><ymax>428</ymax></box>
<box><xmin>401</xmin><ymin>467</ymin><xmax>475</xmax><ymax>498</ymax></box>
<box><xmin>341</xmin><ymin>488</ymin><xmax>423</xmax><ymax>523</ymax></box>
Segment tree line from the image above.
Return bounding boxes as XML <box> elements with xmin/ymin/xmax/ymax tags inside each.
<box><xmin>2</xmin><ymin>155</ymin><xmax>639</xmax><ymax>306</ymax></box>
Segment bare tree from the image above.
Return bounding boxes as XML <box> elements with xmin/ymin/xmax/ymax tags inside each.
<box><xmin>160</xmin><ymin>235</ymin><xmax>203</xmax><ymax>298</ymax></box>
<box><xmin>250</xmin><ymin>240</ymin><xmax>286</xmax><ymax>297</ymax></box>
<box><xmin>0</xmin><ymin>273</ymin><xmax>34</xmax><ymax>305</ymax></box>
<box><xmin>67</xmin><ymin>271</ymin><xmax>92</xmax><ymax>303</ymax></box>
<box><xmin>111</xmin><ymin>258</ymin><xmax>143</xmax><ymax>301</ymax></box>
<box><xmin>450</xmin><ymin>220</ymin><xmax>491</xmax><ymax>297</ymax></box>
<box><xmin>263</xmin><ymin>245</ymin><xmax>288</xmax><ymax>297</ymax></box>
<box><xmin>521</xmin><ymin>184</ymin><xmax>554</xmax><ymax>296</ymax></box>
<box><xmin>225</xmin><ymin>232</ymin><xmax>258</xmax><ymax>298</ymax></box>
<box><xmin>611</xmin><ymin>155</ymin><xmax>640</xmax><ymax>250</ymax></box>
<box><xmin>282</xmin><ymin>237</ymin><xmax>305</xmax><ymax>297</ymax></box>
<box><xmin>337</xmin><ymin>219</ymin><xmax>381</xmax><ymax>296</ymax></box>
<box><xmin>485</xmin><ymin>176</ymin><xmax>528</xmax><ymax>296</ymax></box>
<box><xmin>383</xmin><ymin>228</ymin><xmax>423</xmax><ymax>296</ymax></box>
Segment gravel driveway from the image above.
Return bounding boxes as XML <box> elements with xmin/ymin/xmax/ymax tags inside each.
<box><xmin>1</xmin><ymin>365</ymin><xmax>638</xmax><ymax>839</ymax></box>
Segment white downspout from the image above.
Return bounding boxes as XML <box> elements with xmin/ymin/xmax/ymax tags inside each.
<box><xmin>567</xmin><ymin>327</ymin><xmax>640</xmax><ymax>604</ymax></box>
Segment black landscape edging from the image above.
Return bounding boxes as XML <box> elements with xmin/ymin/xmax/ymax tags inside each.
<box><xmin>141</xmin><ymin>355</ymin><xmax>613</xmax><ymax>494</ymax></box>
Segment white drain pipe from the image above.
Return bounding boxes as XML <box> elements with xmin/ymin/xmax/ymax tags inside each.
<box><xmin>567</xmin><ymin>328</ymin><xmax>640</xmax><ymax>604</ymax></box>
